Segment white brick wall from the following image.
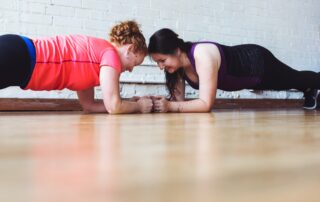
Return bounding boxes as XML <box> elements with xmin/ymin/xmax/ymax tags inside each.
<box><xmin>0</xmin><ymin>0</ymin><xmax>319</xmax><ymax>99</ymax></box>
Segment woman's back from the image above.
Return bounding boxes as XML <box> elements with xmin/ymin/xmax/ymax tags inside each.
<box><xmin>25</xmin><ymin>35</ymin><xmax>121</xmax><ymax>91</ymax></box>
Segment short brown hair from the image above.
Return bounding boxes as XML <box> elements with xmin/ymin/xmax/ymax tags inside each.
<box><xmin>109</xmin><ymin>20</ymin><xmax>147</xmax><ymax>55</ymax></box>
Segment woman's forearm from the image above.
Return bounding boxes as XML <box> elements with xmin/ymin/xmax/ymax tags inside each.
<box><xmin>101</xmin><ymin>98</ymin><xmax>140</xmax><ymax>114</ymax></box>
<box><xmin>168</xmin><ymin>99</ymin><xmax>213</xmax><ymax>113</ymax></box>
<box><xmin>82</xmin><ymin>99</ymin><xmax>140</xmax><ymax>114</ymax></box>
<box><xmin>113</xmin><ymin>100</ymin><xmax>141</xmax><ymax>114</ymax></box>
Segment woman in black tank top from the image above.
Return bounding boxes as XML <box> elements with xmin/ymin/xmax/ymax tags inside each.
<box><xmin>148</xmin><ymin>28</ymin><xmax>320</xmax><ymax>112</ymax></box>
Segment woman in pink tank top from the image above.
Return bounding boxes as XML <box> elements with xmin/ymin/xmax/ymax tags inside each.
<box><xmin>0</xmin><ymin>21</ymin><xmax>153</xmax><ymax>114</ymax></box>
<box><xmin>74</xmin><ymin>21</ymin><xmax>152</xmax><ymax>114</ymax></box>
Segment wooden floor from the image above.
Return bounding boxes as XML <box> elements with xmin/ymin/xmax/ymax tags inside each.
<box><xmin>0</xmin><ymin>110</ymin><xmax>320</xmax><ymax>202</ymax></box>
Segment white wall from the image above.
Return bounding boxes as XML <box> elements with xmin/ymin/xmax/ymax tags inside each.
<box><xmin>0</xmin><ymin>0</ymin><xmax>319</xmax><ymax>99</ymax></box>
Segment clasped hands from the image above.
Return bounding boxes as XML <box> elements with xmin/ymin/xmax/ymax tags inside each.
<box><xmin>130</xmin><ymin>96</ymin><xmax>169</xmax><ymax>113</ymax></box>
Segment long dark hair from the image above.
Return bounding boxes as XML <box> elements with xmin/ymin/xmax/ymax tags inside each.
<box><xmin>148</xmin><ymin>28</ymin><xmax>192</xmax><ymax>100</ymax></box>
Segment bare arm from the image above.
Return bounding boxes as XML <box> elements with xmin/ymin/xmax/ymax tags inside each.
<box><xmin>99</xmin><ymin>66</ymin><xmax>153</xmax><ymax>114</ymax></box>
<box><xmin>77</xmin><ymin>66</ymin><xmax>152</xmax><ymax>114</ymax></box>
<box><xmin>77</xmin><ymin>88</ymin><xmax>106</xmax><ymax>113</ymax></box>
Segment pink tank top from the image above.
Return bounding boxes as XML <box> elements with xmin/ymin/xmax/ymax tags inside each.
<box><xmin>24</xmin><ymin>35</ymin><xmax>122</xmax><ymax>91</ymax></box>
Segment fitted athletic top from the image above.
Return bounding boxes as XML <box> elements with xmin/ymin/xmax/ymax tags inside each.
<box><xmin>24</xmin><ymin>35</ymin><xmax>121</xmax><ymax>91</ymax></box>
<box><xmin>185</xmin><ymin>42</ymin><xmax>262</xmax><ymax>91</ymax></box>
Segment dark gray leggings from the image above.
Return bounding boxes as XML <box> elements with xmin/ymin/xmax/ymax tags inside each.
<box><xmin>257</xmin><ymin>48</ymin><xmax>320</xmax><ymax>91</ymax></box>
<box><xmin>221</xmin><ymin>44</ymin><xmax>320</xmax><ymax>92</ymax></box>
<box><xmin>0</xmin><ymin>34</ymin><xmax>31</xmax><ymax>89</ymax></box>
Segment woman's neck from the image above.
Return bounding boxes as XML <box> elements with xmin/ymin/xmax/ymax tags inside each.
<box><xmin>112</xmin><ymin>43</ymin><xmax>126</xmax><ymax>72</ymax></box>
<box><xmin>180</xmin><ymin>52</ymin><xmax>192</xmax><ymax>71</ymax></box>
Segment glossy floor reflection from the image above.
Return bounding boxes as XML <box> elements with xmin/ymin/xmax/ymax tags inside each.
<box><xmin>0</xmin><ymin>110</ymin><xmax>320</xmax><ymax>202</ymax></box>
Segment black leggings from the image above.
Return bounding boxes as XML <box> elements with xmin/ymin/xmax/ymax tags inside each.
<box><xmin>0</xmin><ymin>34</ymin><xmax>31</xmax><ymax>89</ymax></box>
<box><xmin>221</xmin><ymin>44</ymin><xmax>320</xmax><ymax>92</ymax></box>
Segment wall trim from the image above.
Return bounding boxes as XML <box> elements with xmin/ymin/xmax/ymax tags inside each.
<box><xmin>0</xmin><ymin>98</ymin><xmax>303</xmax><ymax>111</ymax></box>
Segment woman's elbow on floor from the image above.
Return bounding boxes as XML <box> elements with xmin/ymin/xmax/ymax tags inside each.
<box><xmin>202</xmin><ymin>105</ymin><xmax>213</xmax><ymax>112</ymax></box>
<box><xmin>105</xmin><ymin>101</ymin><xmax>122</xmax><ymax>114</ymax></box>
<box><xmin>106</xmin><ymin>106</ymin><xmax>121</xmax><ymax>114</ymax></box>
<box><xmin>79</xmin><ymin>103</ymin><xmax>92</xmax><ymax>113</ymax></box>
<box><xmin>200</xmin><ymin>100</ymin><xmax>214</xmax><ymax>112</ymax></box>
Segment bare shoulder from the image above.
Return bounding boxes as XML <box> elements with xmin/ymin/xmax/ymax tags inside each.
<box><xmin>193</xmin><ymin>43</ymin><xmax>221</xmax><ymax>68</ymax></box>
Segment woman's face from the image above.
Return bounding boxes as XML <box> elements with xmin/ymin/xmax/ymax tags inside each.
<box><xmin>122</xmin><ymin>49</ymin><xmax>145</xmax><ymax>72</ymax></box>
<box><xmin>151</xmin><ymin>52</ymin><xmax>181</xmax><ymax>73</ymax></box>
